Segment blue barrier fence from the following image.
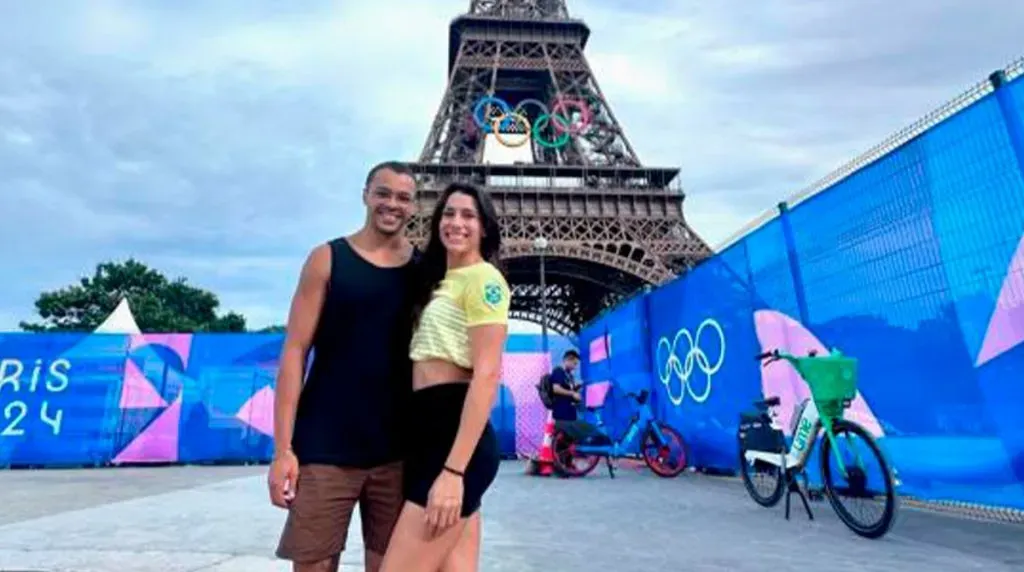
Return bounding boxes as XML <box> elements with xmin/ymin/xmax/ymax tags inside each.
<box><xmin>579</xmin><ymin>62</ymin><xmax>1024</xmax><ymax>510</ymax></box>
<box><xmin>0</xmin><ymin>332</ymin><xmax>572</xmax><ymax>467</ymax></box>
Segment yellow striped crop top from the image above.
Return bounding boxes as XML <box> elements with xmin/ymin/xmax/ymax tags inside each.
<box><xmin>409</xmin><ymin>261</ymin><xmax>511</xmax><ymax>369</ymax></box>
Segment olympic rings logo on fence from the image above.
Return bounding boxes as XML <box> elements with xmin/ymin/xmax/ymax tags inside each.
<box><xmin>468</xmin><ymin>95</ymin><xmax>592</xmax><ymax>148</ymax></box>
<box><xmin>655</xmin><ymin>318</ymin><xmax>726</xmax><ymax>407</ymax></box>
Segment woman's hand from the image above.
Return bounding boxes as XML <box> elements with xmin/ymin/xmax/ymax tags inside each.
<box><xmin>425</xmin><ymin>469</ymin><xmax>464</xmax><ymax>535</ymax></box>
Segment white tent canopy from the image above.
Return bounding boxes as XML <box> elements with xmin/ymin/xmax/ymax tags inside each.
<box><xmin>94</xmin><ymin>297</ymin><xmax>141</xmax><ymax>334</ymax></box>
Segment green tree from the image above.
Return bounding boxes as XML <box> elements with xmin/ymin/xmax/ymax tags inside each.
<box><xmin>20</xmin><ymin>258</ymin><xmax>247</xmax><ymax>333</ymax></box>
<box><xmin>258</xmin><ymin>325</ymin><xmax>286</xmax><ymax>333</ymax></box>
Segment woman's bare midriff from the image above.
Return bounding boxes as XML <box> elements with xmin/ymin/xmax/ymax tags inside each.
<box><xmin>413</xmin><ymin>359</ymin><xmax>472</xmax><ymax>391</ymax></box>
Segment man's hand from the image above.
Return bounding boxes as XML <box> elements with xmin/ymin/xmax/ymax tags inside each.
<box><xmin>268</xmin><ymin>449</ymin><xmax>299</xmax><ymax>508</ymax></box>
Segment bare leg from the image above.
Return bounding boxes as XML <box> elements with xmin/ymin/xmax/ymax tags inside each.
<box><xmin>294</xmin><ymin>555</ymin><xmax>340</xmax><ymax>572</ymax></box>
<box><xmin>439</xmin><ymin>511</ymin><xmax>481</xmax><ymax>572</ymax></box>
<box><xmin>379</xmin><ymin>502</ymin><xmax>468</xmax><ymax>572</ymax></box>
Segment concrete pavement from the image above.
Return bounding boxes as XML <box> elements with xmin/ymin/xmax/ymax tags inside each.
<box><xmin>1</xmin><ymin>461</ymin><xmax>1022</xmax><ymax>571</ymax></box>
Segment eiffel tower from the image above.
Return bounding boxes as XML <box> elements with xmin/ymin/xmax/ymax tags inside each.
<box><xmin>406</xmin><ymin>0</ymin><xmax>712</xmax><ymax>334</ymax></box>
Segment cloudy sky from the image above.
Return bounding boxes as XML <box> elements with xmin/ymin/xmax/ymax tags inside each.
<box><xmin>0</xmin><ymin>0</ymin><xmax>1021</xmax><ymax>331</ymax></box>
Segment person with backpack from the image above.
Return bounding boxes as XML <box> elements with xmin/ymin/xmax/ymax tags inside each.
<box><xmin>547</xmin><ymin>349</ymin><xmax>582</xmax><ymax>421</ymax></box>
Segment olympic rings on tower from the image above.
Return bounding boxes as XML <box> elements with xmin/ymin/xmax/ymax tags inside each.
<box><xmin>469</xmin><ymin>95</ymin><xmax>592</xmax><ymax>149</ymax></box>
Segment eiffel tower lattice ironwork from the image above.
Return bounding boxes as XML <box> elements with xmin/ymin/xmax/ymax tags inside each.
<box><xmin>405</xmin><ymin>0</ymin><xmax>712</xmax><ymax>334</ymax></box>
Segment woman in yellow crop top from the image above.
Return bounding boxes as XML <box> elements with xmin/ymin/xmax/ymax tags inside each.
<box><xmin>380</xmin><ymin>182</ymin><xmax>510</xmax><ymax>572</ymax></box>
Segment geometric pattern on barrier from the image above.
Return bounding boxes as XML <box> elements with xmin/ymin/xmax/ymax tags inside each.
<box><xmin>119</xmin><ymin>359</ymin><xmax>168</xmax><ymax>409</ymax></box>
<box><xmin>129</xmin><ymin>333</ymin><xmax>192</xmax><ymax>370</ymax></box>
<box><xmin>112</xmin><ymin>394</ymin><xmax>182</xmax><ymax>464</ymax></box>
<box><xmin>976</xmin><ymin>230</ymin><xmax>1024</xmax><ymax>366</ymax></box>
<box><xmin>500</xmin><ymin>352</ymin><xmax>550</xmax><ymax>456</ymax></box>
<box><xmin>235</xmin><ymin>385</ymin><xmax>274</xmax><ymax>437</ymax></box>
<box><xmin>111</xmin><ymin>335</ymin><xmax>193</xmax><ymax>464</ymax></box>
<box><xmin>110</xmin><ymin>333</ymin><xmax>193</xmax><ymax>464</ymax></box>
<box><xmin>0</xmin><ymin>333</ymin><xmax>567</xmax><ymax>467</ymax></box>
<box><xmin>588</xmin><ymin>333</ymin><xmax>610</xmax><ymax>363</ymax></box>
<box><xmin>752</xmin><ymin>309</ymin><xmax>884</xmax><ymax>438</ymax></box>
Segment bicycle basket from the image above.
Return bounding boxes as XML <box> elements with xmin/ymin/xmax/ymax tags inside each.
<box><xmin>793</xmin><ymin>352</ymin><xmax>857</xmax><ymax>416</ymax></box>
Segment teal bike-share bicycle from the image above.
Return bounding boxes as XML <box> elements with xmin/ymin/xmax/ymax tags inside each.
<box><xmin>738</xmin><ymin>348</ymin><xmax>898</xmax><ymax>539</ymax></box>
<box><xmin>550</xmin><ymin>389</ymin><xmax>689</xmax><ymax>479</ymax></box>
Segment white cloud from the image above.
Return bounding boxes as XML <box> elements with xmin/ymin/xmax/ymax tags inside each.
<box><xmin>79</xmin><ymin>0</ymin><xmax>151</xmax><ymax>54</ymax></box>
<box><xmin>0</xmin><ymin>0</ymin><xmax>1021</xmax><ymax>330</ymax></box>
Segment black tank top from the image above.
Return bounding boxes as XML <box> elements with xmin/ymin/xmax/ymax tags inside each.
<box><xmin>291</xmin><ymin>237</ymin><xmax>418</xmax><ymax>467</ymax></box>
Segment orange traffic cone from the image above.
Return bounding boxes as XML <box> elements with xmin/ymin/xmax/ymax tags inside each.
<box><xmin>526</xmin><ymin>412</ymin><xmax>556</xmax><ymax>476</ymax></box>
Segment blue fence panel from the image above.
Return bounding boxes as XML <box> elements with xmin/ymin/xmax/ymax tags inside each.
<box><xmin>648</xmin><ymin>249</ymin><xmax>758</xmax><ymax>469</ymax></box>
<box><xmin>645</xmin><ymin>217</ymin><xmax>804</xmax><ymax>470</ymax></box>
<box><xmin>578</xmin><ymin>295</ymin><xmax>651</xmax><ymax>447</ymax></box>
<box><xmin>0</xmin><ymin>333</ymin><xmax>125</xmax><ymax>467</ymax></box>
<box><xmin>743</xmin><ymin>218</ymin><xmax>802</xmax><ymax>319</ymax></box>
<box><xmin>781</xmin><ymin>85</ymin><xmax>1024</xmax><ymax>507</ymax></box>
<box><xmin>579</xmin><ymin>64</ymin><xmax>1024</xmax><ymax>511</ymax></box>
<box><xmin>0</xmin><ymin>332</ymin><xmax>564</xmax><ymax>466</ymax></box>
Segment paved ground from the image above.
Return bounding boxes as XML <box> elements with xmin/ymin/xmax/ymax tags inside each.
<box><xmin>1</xmin><ymin>461</ymin><xmax>1022</xmax><ymax>571</ymax></box>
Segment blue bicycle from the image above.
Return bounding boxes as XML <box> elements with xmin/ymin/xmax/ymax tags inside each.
<box><xmin>550</xmin><ymin>389</ymin><xmax>689</xmax><ymax>478</ymax></box>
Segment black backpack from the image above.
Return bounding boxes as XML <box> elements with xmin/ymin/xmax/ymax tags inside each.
<box><xmin>536</xmin><ymin>373</ymin><xmax>555</xmax><ymax>409</ymax></box>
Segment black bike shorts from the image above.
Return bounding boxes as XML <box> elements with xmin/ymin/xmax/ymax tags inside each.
<box><xmin>402</xmin><ymin>382</ymin><xmax>500</xmax><ymax>518</ymax></box>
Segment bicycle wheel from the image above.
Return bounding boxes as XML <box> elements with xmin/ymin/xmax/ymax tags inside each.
<box><xmin>551</xmin><ymin>429</ymin><xmax>600</xmax><ymax>477</ymax></box>
<box><xmin>738</xmin><ymin>440</ymin><xmax>784</xmax><ymax>507</ymax></box>
<box><xmin>819</xmin><ymin>420</ymin><xmax>898</xmax><ymax>539</ymax></box>
<box><xmin>641</xmin><ymin>424</ymin><xmax>689</xmax><ymax>477</ymax></box>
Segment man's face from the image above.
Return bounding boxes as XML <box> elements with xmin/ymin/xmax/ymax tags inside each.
<box><xmin>564</xmin><ymin>356</ymin><xmax>579</xmax><ymax>373</ymax></box>
<box><xmin>363</xmin><ymin>168</ymin><xmax>416</xmax><ymax>236</ymax></box>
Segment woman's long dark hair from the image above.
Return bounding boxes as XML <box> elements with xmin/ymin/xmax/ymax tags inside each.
<box><xmin>410</xmin><ymin>182</ymin><xmax>503</xmax><ymax>327</ymax></box>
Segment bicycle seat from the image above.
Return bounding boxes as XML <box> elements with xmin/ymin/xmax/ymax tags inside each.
<box><xmin>754</xmin><ymin>396</ymin><xmax>781</xmax><ymax>409</ymax></box>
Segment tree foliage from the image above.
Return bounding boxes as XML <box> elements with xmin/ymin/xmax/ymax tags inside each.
<box><xmin>20</xmin><ymin>259</ymin><xmax>247</xmax><ymax>333</ymax></box>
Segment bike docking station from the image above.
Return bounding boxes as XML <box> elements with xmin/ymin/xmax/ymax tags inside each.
<box><xmin>737</xmin><ymin>348</ymin><xmax>899</xmax><ymax>539</ymax></box>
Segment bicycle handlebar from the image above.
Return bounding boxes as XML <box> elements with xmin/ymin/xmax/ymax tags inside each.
<box><xmin>755</xmin><ymin>348</ymin><xmax>820</xmax><ymax>365</ymax></box>
<box><xmin>579</xmin><ymin>389</ymin><xmax>649</xmax><ymax>409</ymax></box>
<box><xmin>627</xmin><ymin>389</ymin><xmax>650</xmax><ymax>403</ymax></box>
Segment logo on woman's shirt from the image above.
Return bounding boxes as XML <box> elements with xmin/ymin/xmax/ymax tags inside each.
<box><xmin>483</xmin><ymin>281</ymin><xmax>504</xmax><ymax>307</ymax></box>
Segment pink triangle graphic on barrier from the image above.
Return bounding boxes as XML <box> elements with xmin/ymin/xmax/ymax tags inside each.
<box><xmin>129</xmin><ymin>334</ymin><xmax>193</xmax><ymax>369</ymax></box>
<box><xmin>753</xmin><ymin>310</ymin><xmax>884</xmax><ymax>438</ymax></box>
<box><xmin>588</xmin><ymin>334</ymin><xmax>611</xmax><ymax>363</ymax></box>
<box><xmin>112</xmin><ymin>395</ymin><xmax>182</xmax><ymax>464</ymax></box>
<box><xmin>235</xmin><ymin>386</ymin><xmax>275</xmax><ymax>437</ymax></box>
<box><xmin>119</xmin><ymin>359</ymin><xmax>168</xmax><ymax>409</ymax></box>
<box><xmin>976</xmin><ymin>233</ymin><xmax>1024</xmax><ymax>367</ymax></box>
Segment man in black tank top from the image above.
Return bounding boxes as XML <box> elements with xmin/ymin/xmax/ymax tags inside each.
<box><xmin>271</xmin><ymin>161</ymin><xmax>419</xmax><ymax>572</ymax></box>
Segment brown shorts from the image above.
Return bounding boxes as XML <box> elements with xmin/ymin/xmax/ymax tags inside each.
<box><xmin>275</xmin><ymin>461</ymin><xmax>404</xmax><ymax>562</ymax></box>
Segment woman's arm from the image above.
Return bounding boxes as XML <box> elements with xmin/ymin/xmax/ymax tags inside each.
<box><xmin>443</xmin><ymin>323</ymin><xmax>507</xmax><ymax>472</ymax></box>
<box><xmin>443</xmin><ymin>268</ymin><xmax>510</xmax><ymax>472</ymax></box>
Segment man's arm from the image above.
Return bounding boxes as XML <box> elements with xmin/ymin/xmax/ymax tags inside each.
<box><xmin>273</xmin><ymin>244</ymin><xmax>330</xmax><ymax>457</ymax></box>
<box><xmin>549</xmin><ymin>368</ymin><xmax>578</xmax><ymax>399</ymax></box>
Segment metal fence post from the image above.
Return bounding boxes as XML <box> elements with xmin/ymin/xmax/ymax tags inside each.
<box><xmin>638</xmin><ymin>288</ymin><xmax>671</xmax><ymax>423</ymax></box>
<box><xmin>640</xmin><ymin>285</ymin><xmax>655</xmax><ymax>376</ymax></box>
<box><xmin>778</xmin><ymin>201</ymin><xmax>811</xmax><ymax>324</ymax></box>
<box><xmin>990</xmin><ymin>70</ymin><xmax>1024</xmax><ymax>177</ymax></box>
<box><xmin>741</xmin><ymin>239</ymin><xmax>760</xmax><ymax>309</ymax></box>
